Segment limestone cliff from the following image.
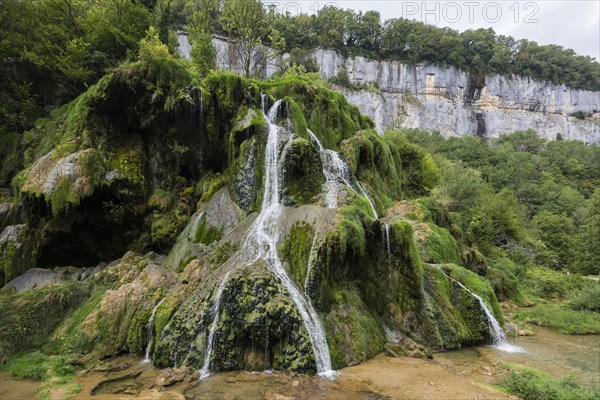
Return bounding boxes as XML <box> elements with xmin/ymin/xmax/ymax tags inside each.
<box><xmin>178</xmin><ymin>33</ymin><xmax>599</xmax><ymax>143</ymax></box>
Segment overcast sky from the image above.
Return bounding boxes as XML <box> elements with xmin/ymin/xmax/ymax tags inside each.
<box><xmin>266</xmin><ymin>0</ymin><xmax>600</xmax><ymax>60</ymax></box>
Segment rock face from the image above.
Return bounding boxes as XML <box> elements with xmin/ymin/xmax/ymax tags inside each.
<box><xmin>319</xmin><ymin>50</ymin><xmax>599</xmax><ymax>143</ymax></box>
<box><xmin>178</xmin><ymin>33</ymin><xmax>599</xmax><ymax>143</ymax></box>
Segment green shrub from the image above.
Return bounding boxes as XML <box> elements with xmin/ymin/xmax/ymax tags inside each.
<box><xmin>570</xmin><ymin>111</ymin><xmax>588</xmax><ymax>120</ymax></box>
<box><xmin>567</xmin><ymin>282</ymin><xmax>600</xmax><ymax>312</ymax></box>
<box><xmin>524</xmin><ymin>267</ymin><xmax>584</xmax><ymax>298</ymax></box>
<box><xmin>499</xmin><ymin>368</ymin><xmax>598</xmax><ymax>400</ymax></box>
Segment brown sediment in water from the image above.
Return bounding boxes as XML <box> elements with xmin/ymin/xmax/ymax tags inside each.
<box><xmin>0</xmin><ymin>373</ymin><xmax>39</xmax><ymax>400</ymax></box>
<box><xmin>3</xmin><ymin>328</ymin><xmax>598</xmax><ymax>400</ymax></box>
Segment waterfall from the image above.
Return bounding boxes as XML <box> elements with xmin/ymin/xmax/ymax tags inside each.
<box><xmin>383</xmin><ymin>223</ymin><xmax>391</xmax><ymax>258</ymax></box>
<box><xmin>143</xmin><ymin>297</ymin><xmax>167</xmax><ymax>364</ymax></box>
<box><xmin>438</xmin><ymin>269</ymin><xmax>525</xmax><ymax>353</ymax></box>
<box><xmin>246</xmin><ymin>100</ymin><xmax>336</xmax><ymax>378</ymax></box>
<box><xmin>307</xmin><ymin>129</ymin><xmax>355</xmax><ymax>208</ymax></box>
<box><xmin>304</xmin><ymin>232</ymin><xmax>319</xmax><ymax>293</ymax></box>
<box><xmin>200</xmin><ymin>98</ymin><xmax>337</xmax><ymax>379</ymax></box>
<box><xmin>199</xmin><ymin>270</ymin><xmax>234</xmax><ymax>379</ymax></box>
<box><xmin>306</xmin><ymin>129</ymin><xmax>381</xmax><ymax>222</ymax></box>
<box><xmin>356</xmin><ymin>182</ymin><xmax>379</xmax><ymax>219</ymax></box>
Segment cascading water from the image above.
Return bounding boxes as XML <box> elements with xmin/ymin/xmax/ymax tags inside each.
<box><xmin>307</xmin><ymin>129</ymin><xmax>355</xmax><ymax>208</ymax></box>
<box><xmin>199</xmin><ymin>270</ymin><xmax>235</xmax><ymax>379</ymax></box>
<box><xmin>383</xmin><ymin>223</ymin><xmax>391</xmax><ymax>259</ymax></box>
<box><xmin>304</xmin><ymin>232</ymin><xmax>319</xmax><ymax>293</ymax></box>
<box><xmin>437</xmin><ymin>268</ymin><xmax>525</xmax><ymax>353</ymax></box>
<box><xmin>200</xmin><ymin>98</ymin><xmax>337</xmax><ymax>379</ymax></box>
<box><xmin>356</xmin><ymin>182</ymin><xmax>379</xmax><ymax>219</ymax></box>
<box><xmin>143</xmin><ymin>297</ymin><xmax>167</xmax><ymax>364</ymax></box>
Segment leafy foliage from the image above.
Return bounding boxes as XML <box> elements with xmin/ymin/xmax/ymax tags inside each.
<box><xmin>269</xmin><ymin>8</ymin><xmax>599</xmax><ymax>91</ymax></box>
<box><xmin>403</xmin><ymin>129</ymin><xmax>599</xmax><ymax>274</ymax></box>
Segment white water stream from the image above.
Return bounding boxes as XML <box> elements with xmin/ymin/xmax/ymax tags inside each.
<box><xmin>436</xmin><ymin>268</ymin><xmax>525</xmax><ymax>354</ymax></box>
<box><xmin>201</xmin><ymin>98</ymin><xmax>337</xmax><ymax>379</ymax></box>
<box><xmin>143</xmin><ymin>297</ymin><xmax>167</xmax><ymax>363</ymax></box>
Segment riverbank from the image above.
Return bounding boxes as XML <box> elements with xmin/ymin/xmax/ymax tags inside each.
<box><xmin>1</xmin><ymin>327</ymin><xmax>597</xmax><ymax>400</ymax></box>
<box><xmin>1</xmin><ymin>353</ymin><xmax>513</xmax><ymax>400</ymax></box>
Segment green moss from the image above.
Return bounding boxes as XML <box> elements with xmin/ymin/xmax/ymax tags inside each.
<box><xmin>284</xmin><ymin>98</ymin><xmax>308</xmax><ymax>139</ymax></box>
<box><xmin>197</xmin><ymin>172</ymin><xmax>227</xmax><ymax>204</ymax></box>
<box><xmin>109</xmin><ymin>137</ymin><xmax>145</xmax><ymax>188</ymax></box>
<box><xmin>148</xmin><ymin>189</ymin><xmax>175</xmax><ymax>210</ymax></box>
<box><xmin>208</xmin><ymin>242</ymin><xmax>239</xmax><ymax>269</ymax></box>
<box><xmin>193</xmin><ymin>213</ymin><xmax>222</xmax><ymax>244</ymax></box>
<box><xmin>126</xmin><ymin>309</ymin><xmax>151</xmax><ymax>354</ymax></box>
<box><xmin>329</xmin><ymin>196</ymin><xmax>372</xmax><ymax>265</ymax></box>
<box><xmin>1</xmin><ymin>241</ymin><xmax>28</xmax><ymax>285</ymax></box>
<box><xmin>423</xmin><ymin>265</ymin><xmax>481</xmax><ymax>347</ymax></box>
<box><xmin>324</xmin><ymin>284</ymin><xmax>385</xmax><ymax>369</ymax></box>
<box><xmin>280</xmin><ymin>223</ymin><xmax>315</xmax><ymax>287</ymax></box>
<box><xmin>341</xmin><ymin>129</ymin><xmax>404</xmax><ymax>209</ymax></box>
<box><xmin>260</xmin><ymin>74</ymin><xmax>373</xmax><ymax>150</ymax></box>
<box><xmin>445</xmin><ymin>263</ymin><xmax>504</xmax><ymax>325</ymax></box>
<box><xmin>485</xmin><ymin>257</ymin><xmax>524</xmax><ymax>303</ymax></box>
<box><xmin>0</xmin><ymin>282</ymin><xmax>91</xmax><ymax>361</ymax></box>
<box><xmin>281</xmin><ymin>138</ymin><xmax>324</xmax><ymax>205</ymax></box>
<box><xmin>420</xmin><ymin>225</ymin><xmax>461</xmax><ymax>264</ymax></box>
<box><xmin>384</xmin><ymin>130</ymin><xmax>441</xmax><ymax>197</ymax></box>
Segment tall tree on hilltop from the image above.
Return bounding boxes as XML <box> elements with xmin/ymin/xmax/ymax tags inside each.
<box><xmin>220</xmin><ymin>0</ymin><xmax>284</xmax><ymax>77</ymax></box>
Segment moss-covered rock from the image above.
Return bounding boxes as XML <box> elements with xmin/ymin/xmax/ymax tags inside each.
<box><xmin>154</xmin><ymin>262</ymin><xmax>315</xmax><ymax>373</ymax></box>
<box><xmin>0</xmin><ymin>281</ymin><xmax>91</xmax><ymax>361</ymax></box>
<box><xmin>0</xmin><ymin>58</ymin><xmax>514</xmax><ymax>376</ymax></box>
<box><xmin>281</xmin><ymin>137</ymin><xmax>324</xmax><ymax>205</ymax></box>
<box><xmin>422</xmin><ymin>263</ymin><xmax>504</xmax><ymax>349</ymax></box>
<box><xmin>53</xmin><ymin>253</ymin><xmax>177</xmax><ymax>358</ymax></box>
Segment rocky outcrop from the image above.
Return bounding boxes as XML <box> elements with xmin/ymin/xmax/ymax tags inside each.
<box><xmin>321</xmin><ymin>50</ymin><xmax>599</xmax><ymax>143</ymax></box>
<box><xmin>178</xmin><ymin>33</ymin><xmax>599</xmax><ymax>143</ymax></box>
<box><xmin>1</xmin><ymin>265</ymin><xmax>104</xmax><ymax>294</ymax></box>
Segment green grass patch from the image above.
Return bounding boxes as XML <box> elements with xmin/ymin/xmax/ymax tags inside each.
<box><xmin>4</xmin><ymin>351</ymin><xmax>81</xmax><ymax>400</ymax></box>
<box><xmin>514</xmin><ymin>304</ymin><xmax>600</xmax><ymax>334</ymax></box>
<box><xmin>523</xmin><ymin>267</ymin><xmax>585</xmax><ymax>299</ymax></box>
<box><xmin>498</xmin><ymin>365</ymin><xmax>599</xmax><ymax>400</ymax></box>
<box><xmin>4</xmin><ymin>352</ymin><xmax>75</xmax><ymax>381</ymax></box>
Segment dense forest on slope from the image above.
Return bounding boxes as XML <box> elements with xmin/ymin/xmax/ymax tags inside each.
<box><xmin>404</xmin><ymin>129</ymin><xmax>600</xmax><ymax>275</ymax></box>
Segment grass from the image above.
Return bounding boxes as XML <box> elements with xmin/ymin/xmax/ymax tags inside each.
<box><xmin>3</xmin><ymin>352</ymin><xmax>82</xmax><ymax>400</ymax></box>
<box><xmin>498</xmin><ymin>365</ymin><xmax>599</xmax><ymax>400</ymax></box>
<box><xmin>513</xmin><ymin>304</ymin><xmax>600</xmax><ymax>334</ymax></box>
<box><xmin>4</xmin><ymin>352</ymin><xmax>74</xmax><ymax>381</ymax></box>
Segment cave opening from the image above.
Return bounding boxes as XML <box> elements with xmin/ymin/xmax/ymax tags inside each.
<box><xmin>37</xmin><ymin>189</ymin><xmax>144</xmax><ymax>268</ymax></box>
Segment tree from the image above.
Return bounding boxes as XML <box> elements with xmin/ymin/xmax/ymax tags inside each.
<box><xmin>138</xmin><ymin>26</ymin><xmax>171</xmax><ymax>62</ymax></box>
<box><xmin>533</xmin><ymin>211</ymin><xmax>576</xmax><ymax>271</ymax></box>
<box><xmin>190</xmin><ymin>32</ymin><xmax>215</xmax><ymax>75</ymax></box>
<box><xmin>575</xmin><ymin>189</ymin><xmax>600</xmax><ymax>275</ymax></box>
<box><xmin>220</xmin><ymin>0</ymin><xmax>284</xmax><ymax>77</ymax></box>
